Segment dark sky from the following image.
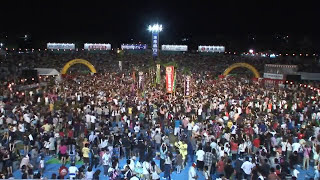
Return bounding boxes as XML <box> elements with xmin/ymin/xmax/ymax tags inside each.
<box><xmin>2</xmin><ymin>0</ymin><xmax>319</xmax><ymax>48</ymax></box>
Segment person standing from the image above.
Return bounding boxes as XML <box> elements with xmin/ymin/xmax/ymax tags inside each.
<box><xmin>174</xmin><ymin>118</ymin><xmax>181</xmax><ymax>136</ymax></box>
<box><xmin>188</xmin><ymin>163</ymin><xmax>198</xmax><ymax>180</ymax></box>
<box><xmin>204</xmin><ymin>148</ymin><xmax>214</xmax><ymax>173</ymax></box>
<box><xmin>82</xmin><ymin>143</ymin><xmax>90</xmax><ymax>168</ymax></box>
<box><xmin>224</xmin><ymin>159</ymin><xmax>234</xmax><ymax>179</ymax></box>
<box><xmin>150</xmin><ymin>161</ymin><xmax>161</xmax><ymax>180</ymax></box>
<box><xmin>102</xmin><ymin>149</ymin><xmax>111</xmax><ymax>177</ymax></box>
<box><xmin>241</xmin><ymin>157</ymin><xmax>254</xmax><ymax>180</ymax></box>
<box><xmin>160</xmin><ymin>143</ymin><xmax>167</xmax><ymax>172</ymax></box>
<box><xmin>303</xmin><ymin>144</ymin><xmax>311</xmax><ymax>170</ymax></box>
<box><xmin>68</xmin><ymin>163</ymin><xmax>78</xmax><ymax>180</ymax></box>
<box><xmin>196</xmin><ymin>146</ymin><xmax>205</xmax><ymax>171</ymax></box>
<box><xmin>176</xmin><ymin>151</ymin><xmax>183</xmax><ymax>174</ymax></box>
<box><xmin>154</xmin><ymin>131</ymin><xmax>162</xmax><ymax>152</ymax></box>
<box><xmin>163</xmin><ymin>152</ymin><xmax>172</xmax><ymax>180</ymax></box>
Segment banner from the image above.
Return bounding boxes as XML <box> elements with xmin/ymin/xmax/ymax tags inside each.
<box><xmin>132</xmin><ymin>71</ymin><xmax>136</xmax><ymax>82</ymax></box>
<box><xmin>152</xmin><ymin>32</ymin><xmax>159</xmax><ymax>57</ymax></box>
<box><xmin>263</xmin><ymin>73</ymin><xmax>284</xmax><ymax>80</ymax></box>
<box><xmin>84</xmin><ymin>43</ymin><xmax>111</xmax><ymax>50</ymax></box>
<box><xmin>47</xmin><ymin>43</ymin><xmax>75</xmax><ymax>50</ymax></box>
<box><xmin>138</xmin><ymin>71</ymin><xmax>144</xmax><ymax>89</ymax></box>
<box><xmin>198</xmin><ymin>45</ymin><xmax>225</xmax><ymax>53</ymax></box>
<box><xmin>161</xmin><ymin>45</ymin><xmax>188</xmax><ymax>51</ymax></box>
<box><xmin>173</xmin><ymin>71</ymin><xmax>177</xmax><ymax>92</ymax></box>
<box><xmin>166</xmin><ymin>66</ymin><xmax>174</xmax><ymax>93</ymax></box>
<box><xmin>184</xmin><ymin>75</ymin><xmax>191</xmax><ymax>97</ymax></box>
<box><xmin>119</xmin><ymin>61</ymin><xmax>122</xmax><ymax>71</ymax></box>
<box><xmin>156</xmin><ymin>64</ymin><xmax>161</xmax><ymax>84</ymax></box>
<box><xmin>121</xmin><ymin>44</ymin><xmax>147</xmax><ymax>50</ymax></box>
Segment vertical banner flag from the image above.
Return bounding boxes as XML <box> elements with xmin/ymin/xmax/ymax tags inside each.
<box><xmin>119</xmin><ymin>61</ymin><xmax>122</xmax><ymax>71</ymax></box>
<box><xmin>152</xmin><ymin>32</ymin><xmax>158</xmax><ymax>57</ymax></box>
<box><xmin>184</xmin><ymin>75</ymin><xmax>191</xmax><ymax>97</ymax></box>
<box><xmin>172</xmin><ymin>71</ymin><xmax>177</xmax><ymax>92</ymax></box>
<box><xmin>166</xmin><ymin>66</ymin><xmax>174</xmax><ymax>93</ymax></box>
<box><xmin>138</xmin><ymin>71</ymin><xmax>144</xmax><ymax>89</ymax></box>
<box><xmin>156</xmin><ymin>64</ymin><xmax>161</xmax><ymax>84</ymax></box>
<box><xmin>132</xmin><ymin>71</ymin><xmax>136</xmax><ymax>82</ymax></box>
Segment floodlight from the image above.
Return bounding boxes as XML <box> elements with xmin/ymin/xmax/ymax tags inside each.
<box><xmin>148</xmin><ymin>24</ymin><xmax>163</xmax><ymax>32</ymax></box>
<box><xmin>249</xmin><ymin>49</ymin><xmax>254</xmax><ymax>53</ymax></box>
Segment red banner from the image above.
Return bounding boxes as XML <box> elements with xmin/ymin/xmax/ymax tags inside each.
<box><xmin>184</xmin><ymin>75</ymin><xmax>191</xmax><ymax>97</ymax></box>
<box><xmin>166</xmin><ymin>66</ymin><xmax>174</xmax><ymax>93</ymax></box>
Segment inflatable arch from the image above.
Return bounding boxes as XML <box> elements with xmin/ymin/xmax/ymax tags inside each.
<box><xmin>223</xmin><ymin>63</ymin><xmax>260</xmax><ymax>78</ymax></box>
<box><xmin>61</xmin><ymin>59</ymin><xmax>97</xmax><ymax>75</ymax></box>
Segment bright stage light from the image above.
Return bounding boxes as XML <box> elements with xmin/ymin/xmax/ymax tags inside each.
<box><xmin>249</xmin><ymin>49</ymin><xmax>254</xmax><ymax>53</ymax></box>
<box><xmin>148</xmin><ymin>24</ymin><xmax>163</xmax><ymax>32</ymax></box>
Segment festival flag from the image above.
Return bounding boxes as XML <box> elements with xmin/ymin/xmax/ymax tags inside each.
<box><xmin>156</xmin><ymin>64</ymin><xmax>161</xmax><ymax>84</ymax></box>
<box><xmin>165</xmin><ymin>66</ymin><xmax>174</xmax><ymax>93</ymax></box>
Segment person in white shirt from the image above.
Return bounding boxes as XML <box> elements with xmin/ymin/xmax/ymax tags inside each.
<box><xmin>102</xmin><ymin>149</ymin><xmax>111</xmax><ymax>176</ymax></box>
<box><xmin>241</xmin><ymin>157</ymin><xmax>255</xmax><ymax>178</ymax></box>
<box><xmin>292</xmin><ymin>142</ymin><xmax>301</xmax><ymax>153</ymax></box>
<box><xmin>196</xmin><ymin>147</ymin><xmax>205</xmax><ymax>170</ymax></box>
<box><xmin>23</xmin><ymin>113</ymin><xmax>31</xmax><ymax>124</ymax></box>
<box><xmin>90</xmin><ymin>115</ymin><xmax>96</xmax><ymax>130</ymax></box>
<box><xmin>85</xmin><ymin>166</ymin><xmax>94</xmax><ymax>180</ymax></box>
<box><xmin>292</xmin><ymin>168</ymin><xmax>300</xmax><ymax>179</ymax></box>
<box><xmin>134</xmin><ymin>123</ymin><xmax>140</xmax><ymax>133</ymax></box>
<box><xmin>142</xmin><ymin>161</ymin><xmax>150</xmax><ymax>180</ymax></box>
<box><xmin>187</xmin><ymin>121</ymin><xmax>193</xmax><ymax>137</ymax></box>
<box><xmin>188</xmin><ymin>163</ymin><xmax>198</xmax><ymax>180</ymax></box>
<box><xmin>85</xmin><ymin>113</ymin><xmax>91</xmax><ymax>128</ymax></box>
<box><xmin>68</xmin><ymin>163</ymin><xmax>78</xmax><ymax>180</ymax></box>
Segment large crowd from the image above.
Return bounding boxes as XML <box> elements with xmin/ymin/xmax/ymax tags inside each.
<box><xmin>0</xmin><ymin>50</ymin><xmax>320</xmax><ymax>180</ymax></box>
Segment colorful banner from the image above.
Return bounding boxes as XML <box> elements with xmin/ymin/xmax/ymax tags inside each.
<box><xmin>84</xmin><ymin>43</ymin><xmax>111</xmax><ymax>50</ymax></box>
<box><xmin>162</xmin><ymin>45</ymin><xmax>188</xmax><ymax>51</ymax></box>
<box><xmin>152</xmin><ymin>32</ymin><xmax>159</xmax><ymax>57</ymax></box>
<box><xmin>173</xmin><ymin>71</ymin><xmax>177</xmax><ymax>92</ymax></box>
<box><xmin>121</xmin><ymin>44</ymin><xmax>147</xmax><ymax>50</ymax></box>
<box><xmin>166</xmin><ymin>66</ymin><xmax>174</xmax><ymax>93</ymax></box>
<box><xmin>138</xmin><ymin>71</ymin><xmax>144</xmax><ymax>89</ymax></box>
<box><xmin>184</xmin><ymin>75</ymin><xmax>191</xmax><ymax>97</ymax></box>
<box><xmin>198</xmin><ymin>45</ymin><xmax>225</xmax><ymax>53</ymax></box>
<box><xmin>47</xmin><ymin>43</ymin><xmax>75</xmax><ymax>50</ymax></box>
<box><xmin>156</xmin><ymin>64</ymin><xmax>161</xmax><ymax>84</ymax></box>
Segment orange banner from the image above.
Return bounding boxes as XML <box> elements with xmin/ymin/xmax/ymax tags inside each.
<box><xmin>166</xmin><ymin>66</ymin><xmax>174</xmax><ymax>93</ymax></box>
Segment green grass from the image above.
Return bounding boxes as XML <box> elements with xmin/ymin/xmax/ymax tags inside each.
<box><xmin>46</xmin><ymin>158</ymin><xmax>83</xmax><ymax>165</ymax></box>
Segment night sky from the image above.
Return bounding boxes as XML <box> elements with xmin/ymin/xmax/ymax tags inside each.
<box><xmin>1</xmin><ymin>0</ymin><xmax>319</xmax><ymax>50</ymax></box>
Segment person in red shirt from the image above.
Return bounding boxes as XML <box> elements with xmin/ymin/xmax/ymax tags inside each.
<box><xmin>230</xmin><ymin>138</ymin><xmax>238</xmax><ymax>160</ymax></box>
<box><xmin>67</xmin><ymin>127</ymin><xmax>74</xmax><ymax>139</ymax></box>
<box><xmin>59</xmin><ymin>130</ymin><xmax>65</xmax><ymax>138</ymax></box>
<box><xmin>297</xmin><ymin>131</ymin><xmax>305</xmax><ymax>139</ymax></box>
<box><xmin>253</xmin><ymin>137</ymin><xmax>260</xmax><ymax>153</ymax></box>
<box><xmin>58</xmin><ymin>165</ymin><xmax>68</xmax><ymax>179</ymax></box>
<box><xmin>216</xmin><ymin>157</ymin><xmax>225</xmax><ymax>177</ymax></box>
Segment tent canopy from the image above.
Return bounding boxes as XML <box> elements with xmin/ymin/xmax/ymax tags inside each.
<box><xmin>35</xmin><ymin>68</ymin><xmax>60</xmax><ymax>76</ymax></box>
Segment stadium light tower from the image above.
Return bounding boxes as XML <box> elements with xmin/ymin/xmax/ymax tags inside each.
<box><xmin>148</xmin><ymin>24</ymin><xmax>163</xmax><ymax>58</ymax></box>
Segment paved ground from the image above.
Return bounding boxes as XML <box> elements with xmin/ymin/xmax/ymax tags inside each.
<box><xmin>12</xmin><ymin>154</ymin><xmax>315</xmax><ymax>180</ymax></box>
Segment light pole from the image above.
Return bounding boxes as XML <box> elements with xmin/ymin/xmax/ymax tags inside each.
<box><xmin>148</xmin><ymin>24</ymin><xmax>162</xmax><ymax>59</ymax></box>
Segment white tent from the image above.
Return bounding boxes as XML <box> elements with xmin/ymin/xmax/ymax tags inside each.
<box><xmin>35</xmin><ymin>68</ymin><xmax>60</xmax><ymax>76</ymax></box>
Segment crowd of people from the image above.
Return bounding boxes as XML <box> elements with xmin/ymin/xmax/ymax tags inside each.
<box><xmin>0</xmin><ymin>50</ymin><xmax>320</xmax><ymax>180</ymax></box>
